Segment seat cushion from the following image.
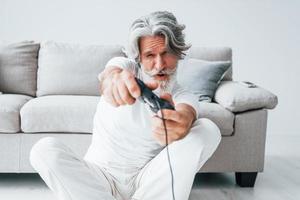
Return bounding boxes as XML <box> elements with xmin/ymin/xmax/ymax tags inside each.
<box><xmin>0</xmin><ymin>94</ymin><xmax>33</xmax><ymax>133</ymax></box>
<box><xmin>17</xmin><ymin>95</ymin><xmax>234</xmax><ymax>135</ymax></box>
<box><xmin>20</xmin><ymin>95</ymin><xmax>100</xmax><ymax>133</ymax></box>
<box><xmin>198</xmin><ymin>102</ymin><xmax>234</xmax><ymax>136</ymax></box>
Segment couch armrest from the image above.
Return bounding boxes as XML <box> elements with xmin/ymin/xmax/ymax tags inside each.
<box><xmin>213</xmin><ymin>81</ymin><xmax>278</xmax><ymax>112</ymax></box>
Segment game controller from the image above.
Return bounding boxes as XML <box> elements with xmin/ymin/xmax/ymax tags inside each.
<box><xmin>135</xmin><ymin>77</ymin><xmax>175</xmax><ymax>113</ymax></box>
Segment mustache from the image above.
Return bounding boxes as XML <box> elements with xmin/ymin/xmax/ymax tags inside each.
<box><xmin>144</xmin><ymin>67</ymin><xmax>177</xmax><ymax>77</ymax></box>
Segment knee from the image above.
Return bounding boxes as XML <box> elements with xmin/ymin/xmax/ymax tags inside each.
<box><xmin>189</xmin><ymin>118</ymin><xmax>222</xmax><ymax>164</ymax></box>
<box><xmin>193</xmin><ymin>118</ymin><xmax>222</xmax><ymax>150</ymax></box>
<box><xmin>204</xmin><ymin>118</ymin><xmax>221</xmax><ymax>143</ymax></box>
<box><xmin>30</xmin><ymin>137</ymin><xmax>63</xmax><ymax>170</ymax></box>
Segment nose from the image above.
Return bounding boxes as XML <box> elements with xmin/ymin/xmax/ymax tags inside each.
<box><xmin>154</xmin><ymin>55</ymin><xmax>165</xmax><ymax>71</ymax></box>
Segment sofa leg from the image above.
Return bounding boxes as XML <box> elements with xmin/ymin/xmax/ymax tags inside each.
<box><xmin>235</xmin><ymin>172</ymin><xmax>258</xmax><ymax>187</ymax></box>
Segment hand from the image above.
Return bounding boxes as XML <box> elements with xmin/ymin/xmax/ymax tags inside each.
<box><xmin>100</xmin><ymin>67</ymin><xmax>158</xmax><ymax>107</ymax></box>
<box><xmin>151</xmin><ymin>93</ymin><xmax>196</xmax><ymax>146</ymax></box>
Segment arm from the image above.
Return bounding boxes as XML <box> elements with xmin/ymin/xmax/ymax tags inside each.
<box><xmin>176</xmin><ymin>103</ymin><xmax>197</xmax><ymax>124</ymax></box>
<box><xmin>98</xmin><ymin>56</ymin><xmax>158</xmax><ymax>107</ymax></box>
<box><xmin>98</xmin><ymin>56</ymin><xmax>136</xmax><ymax>95</ymax></box>
<box><xmin>98</xmin><ymin>66</ymin><xmax>123</xmax><ymax>95</ymax></box>
<box><xmin>150</xmin><ymin>88</ymin><xmax>199</xmax><ymax>146</ymax></box>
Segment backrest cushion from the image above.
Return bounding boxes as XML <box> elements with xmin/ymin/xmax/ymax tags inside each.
<box><xmin>0</xmin><ymin>41</ymin><xmax>40</xmax><ymax>96</ymax></box>
<box><xmin>37</xmin><ymin>41</ymin><xmax>125</xmax><ymax>96</ymax></box>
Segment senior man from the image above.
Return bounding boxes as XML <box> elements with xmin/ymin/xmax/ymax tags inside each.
<box><xmin>30</xmin><ymin>11</ymin><xmax>221</xmax><ymax>200</ymax></box>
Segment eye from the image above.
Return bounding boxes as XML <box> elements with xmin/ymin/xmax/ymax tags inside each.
<box><xmin>162</xmin><ymin>51</ymin><xmax>171</xmax><ymax>56</ymax></box>
<box><xmin>146</xmin><ymin>54</ymin><xmax>154</xmax><ymax>58</ymax></box>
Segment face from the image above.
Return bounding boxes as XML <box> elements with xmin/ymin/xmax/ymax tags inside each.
<box><xmin>139</xmin><ymin>35</ymin><xmax>179</xmax><ymax>94</ymax></box>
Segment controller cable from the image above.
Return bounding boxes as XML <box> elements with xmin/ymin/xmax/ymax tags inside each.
<box><xmin>155</xmin><ymin>100</ymin><xmax>176</xmax><ymax>200</ymax></box>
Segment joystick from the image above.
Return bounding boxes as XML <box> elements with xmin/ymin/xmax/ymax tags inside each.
<box><xmin>135</xmin><ymin>77</ymin><xmax>175</xmax><ymax>113</ymax></box>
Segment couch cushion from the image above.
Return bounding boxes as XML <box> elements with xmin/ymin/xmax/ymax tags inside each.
<box><xmin>0</xmin><ymin>41</ymin><xmax>40</xmax><ymax>97</ymax></box>
<box><xmin>20</xmin><ymin>95</ymin><xmax>100</xmax><ymax>133</ymax></box>
<box><xmin>198</xmin><ymin>102</ymin><xmax>234</xmax><ymax>136</ymax></box>
<box><xmin>0</xmin><ymin>94</ymin><xmax>33</xmax><ymax>133</ymax></box>
<box><xmin>187</xmin><ymin>46</ymin><xmax>232</xmax><ymax>81</ymax></box>
<box><xmin>37</xmin><ymin>41</ymin><xmax>125</xmax><ymax>97</ymax></box>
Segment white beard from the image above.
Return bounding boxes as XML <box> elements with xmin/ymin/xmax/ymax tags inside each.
<box><xmin>140</xmin><ymin>64</ymin><xmax>178</xmax><ymax>96</ymax></box>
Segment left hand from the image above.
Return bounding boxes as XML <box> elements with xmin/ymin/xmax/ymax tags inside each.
<box><xmin>151</xmin><ymin>93</ymin><xmax>196</xmax><ymax>146</ymax></box>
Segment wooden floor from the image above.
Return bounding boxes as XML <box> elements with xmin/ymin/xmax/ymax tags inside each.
<box><xmin>0</xmin><ymin>134</ymin><xmax>299</xmax><ymax>200</ymax></box>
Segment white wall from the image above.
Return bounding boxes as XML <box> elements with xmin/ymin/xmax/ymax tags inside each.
<box><xmin>1</xmin><ymin>0</ymin><xmax>299</xmax><ymax>135</ymax></box>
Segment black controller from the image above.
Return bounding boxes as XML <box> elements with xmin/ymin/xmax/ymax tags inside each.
<box><xmin>135</xmin><ymin>77</ymin><xmax>175</xmax><ymax>113</ymax></box>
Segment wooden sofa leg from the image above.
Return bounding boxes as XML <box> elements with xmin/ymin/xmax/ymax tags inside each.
<box><xmin>235</xmin><ymin>172</ymin><xmax>258</xmax><ymax>187</ymax></box>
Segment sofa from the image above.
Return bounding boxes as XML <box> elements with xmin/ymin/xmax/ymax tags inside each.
<box><xmin>0</xmin><ymin>41</ymin><xmax>278</xmax><ymax>187</ymax></box>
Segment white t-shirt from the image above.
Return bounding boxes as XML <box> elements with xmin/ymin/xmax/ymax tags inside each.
<box><xmin>84</xmin><ymin>57</ymin><xmax>200</xmax><ymax>172</ymax></box>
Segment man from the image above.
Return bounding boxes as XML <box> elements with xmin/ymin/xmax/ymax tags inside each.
<box><xmin>30</xmin><ymin>11</ymin><xmax>221</xmax><ymax>200</ymax></box>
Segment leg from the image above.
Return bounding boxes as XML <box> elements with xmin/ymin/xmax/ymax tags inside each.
<box><xmin>131</xmin><ymin>118</ymin><xmax>222</xmax><ymax>200</ymax></box>
<box><xmin>235</xmin><ymin>172</ymin><xmax>258</xmax><ymax>187</ymax></box>
<box><xmin>30</xmin><ymin>137</ymin><xmax>117</xmax><ymax>200</ymax></box>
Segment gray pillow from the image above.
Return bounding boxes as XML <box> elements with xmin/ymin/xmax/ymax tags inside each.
<box><xmin>0</xmin><ymin>41</ymin><xmax>40</xmax><ymax>97</ymax></box>
<box><xmin>177</xmin><ymin>58</ymin><xmax>231</xmax><ymax>102</ymax></box>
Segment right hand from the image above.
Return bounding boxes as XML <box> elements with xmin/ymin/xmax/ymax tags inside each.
<box><xmin>101</xmin><ymin>68</ymin><xmax>158</xmax><ymax>107</ymax></box>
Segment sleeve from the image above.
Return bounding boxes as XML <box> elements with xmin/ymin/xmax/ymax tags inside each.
<box><xmin>172</xmin><ymin>82</ymin><xmax>200</xmax><ymax>119</ymax></box>
<box><xmin>97</xmin><ymin>56</ymin><xmax>137</xmax><ymax>81</ymax></box>
<box><xmin>104</xmin><ymin>56</ymin><xmax>137</xmax><ymax>73</ymax></box>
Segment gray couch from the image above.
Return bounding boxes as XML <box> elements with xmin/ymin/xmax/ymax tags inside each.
<box><xmin>0</xmin><ymin>41</ymin><xmax>278</xmax><ymax>187</ymax></box>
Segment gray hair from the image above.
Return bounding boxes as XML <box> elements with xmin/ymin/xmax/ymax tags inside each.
<box><xmin>123</xmin><ymin>11</ymin><xmax>191</xmax><ymax>62</ymax></box>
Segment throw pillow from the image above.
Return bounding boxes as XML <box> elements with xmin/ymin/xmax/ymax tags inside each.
<box><xmin>0</xmin><ymin>41</ymin><xmax>40</xmax><ymax>96</ymax></box>
<box><xmin>177</xmin><ymin>58</ymin><xmax>231</xmax><ymax>102</ymax></box>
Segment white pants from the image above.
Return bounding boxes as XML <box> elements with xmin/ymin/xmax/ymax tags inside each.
<box><xmin>30</xmin><ymin>118</ymin><xmax>221</xmax><ymax>200</ymax></box>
